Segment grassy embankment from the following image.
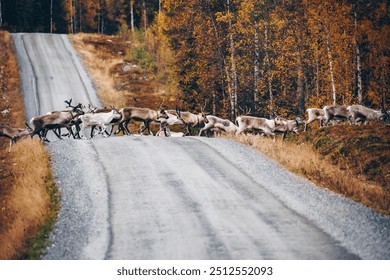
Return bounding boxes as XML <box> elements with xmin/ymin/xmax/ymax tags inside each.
<box><xmin>226</xmin><ymin>123</ymin><xmax>390</xmax><ymax>215</ymax></box>
<box><xmin>71</xmin><ymin>33</ymin><xmax>389</xmax><ymax>215</ymax></box>
<box><xmin>0</xmin><ymin>31</ymin><xmax>59</xmax><ymax>259</ymax></box>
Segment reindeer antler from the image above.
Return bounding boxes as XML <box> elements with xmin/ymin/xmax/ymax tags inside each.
<box><xmin>64</xmin><ymin>98</ymin><xmax>72</xmax><ymax>107</ymax></box>
<box><xmin>158</xmin><ymin>98</ymin><xmax>165</xmax><ymax>109</ymax></box>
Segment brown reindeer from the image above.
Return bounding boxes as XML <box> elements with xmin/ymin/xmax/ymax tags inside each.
<box><xmin>0</xmin><ymin>124</ymin><xmax>32</xmax><ymax>152</ymax></box>
<box><xmin>30</xmin><ymin>99</ymin><xmax>84</xmax><ymax>142</ymax></box>
<box><xmin>116</xmin><ymin>100</ymin><xmax>168</xmax><ymax>135</ymax></box>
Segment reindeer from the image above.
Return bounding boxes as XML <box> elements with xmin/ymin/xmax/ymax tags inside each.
<box><xmin>30</xmin><ymin>99</ymin><xmax>84</xmax><ymax>142</ymax></box>
<box><xmin>0</xmin><ymin>124</ymin><xmax>32</xmax><ymax>152</ymax></box>
<box><xmin>274</xmin><ymin>117</ymin><xmax>303</xmax><ymax>140</ymax></box>
<box><xmin>139</xmin><ymin>109</ymin><xmax>184</xmax><ymax>135</ymax></box>
<box><xmin>79</xmin><ymin>109</ymin><xmax>121</xmax><ymax>139</ymax></box>
<box><xmin>198</xmin><ymin>115</ymin><xmax>238</xmax><ymax>137</ymax></box>
<box><xmin>86</xmin><ymin>105</ymin><xmax>122</xmax><ymax>138</ymax></box>
<box><xmin>323</xmin><ymin>105</ymin><xmax>352</xmax><ymax>126</ymax></box>
<box><xmin>175</xmin><ymin>103</ymin><xmax>209</xmax><ymax>136</ymax></box>
<box><xmin>116</xmin><ymin>100</ymin><xmax>169</xmax><ymax>135</ymax></box>
<box><xmin>304</xmin><ymin>108</ymin><xmax>325</xmax><ymax>131</ymax></box>
<box><xmin>347</xmin><ymin>105</ymin><xmax>388</xmax><ymax>125</ymax></box>
<box><xmin>235</xmin><ymin>115</ymin><xmax>282</xmax><ymax>141</ymax></box>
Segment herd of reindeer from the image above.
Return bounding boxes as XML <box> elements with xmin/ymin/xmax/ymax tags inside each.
<box><xmin>0</xmin><ymin>98</ymin><xmax>389</xmax><ymax>152</ymax></box>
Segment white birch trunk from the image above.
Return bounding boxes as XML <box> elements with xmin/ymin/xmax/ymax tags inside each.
<box><xmin>355</xmin><ymin>12</ymin><xmax>363</xmax><ymax>104</ymax></box>
<box><xmin>130</xmin><ymin>0</ymin><xmax>134</xmax><ymax>32</ymax></box>
<box><xmin>325</xmin><ymin>26</ymin><xmax>337</xmax><ymax>105</ymax></box>
<box><xmin>253</xmin><ymin>21</ymin><xmax>260</xmax><ymax>103</ymax></box>
<box><xmin>264</xmin><ymin>22</ymin><xmax>274</xmax><ymax>113</ymax></box>
<box><xmin>227</xmin><ymin>0</ymin><xmax>238</xmax><ymax>118</ymax></box>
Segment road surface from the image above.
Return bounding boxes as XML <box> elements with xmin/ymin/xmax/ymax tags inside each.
<box><xmin>12</xmin><ymin>33</ymin><xmax>390</xmax><ymax>259</ymax></box>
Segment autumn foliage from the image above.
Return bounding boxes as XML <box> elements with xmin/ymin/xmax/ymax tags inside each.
<box><xmin>1</xmin><ymin>1</ymin><xmax>388</xmax><ymax>120</ymax></box>
<box><xmin>160</xmin><ymin>0</ymin><xmax>389</xmax><ymax>119</ymax></box>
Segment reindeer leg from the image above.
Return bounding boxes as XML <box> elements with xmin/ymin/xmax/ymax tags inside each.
<box><xmin>101</xmin><ymin>125</ymin><xmax>109</xmax><ymax>138</ymax></box>
<box><xmin>185</xmin><ymin>124</ymin><xmax>191</xmax><ymax>136</ymax></box>
<box><xmin>147</xmin><ymin>121</ymin><xmax>153</xmax><ymax>136</ymax></box>
<box><xmin>80</xmin><ymin>124</ymin><xmax>88</xmax><ymax>140</ymax></box>
<box><xmin>104</xmin><ymin>129</ymin><xmax>111</xmax><ymax>137</ymax></box>
<box><xmin>121</xmin><ymin>120</ymin><xmax>131</xmax><ymax>135</ymax></box>
<box><xmin>66</xmin><ymin>125</ymin><xmax>75</xmax><ymax>139</ymax></box>
<box><xmin>52</xmin><ymin>128</ymin><xmax>63</xmax><ymax>140</ymax></box>
<box><xmin>8</xmin><ymin>139</ymin><xmax>13</xmax><ymax>153</ymax></box>
<box><xmin>139</xmin><ymin>121</ymin><xmax>148</xmax><ymax>135</ymax></box>
<box><xmin>42</xmin><ymin>129</ymin><xmax>50</xmax><ymax>142</ymax></box>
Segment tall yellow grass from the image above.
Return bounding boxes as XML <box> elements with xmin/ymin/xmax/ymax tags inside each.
<box><xmin>0</xmin><ymin>139</ymin><xmax>52</xmax><ymax>259</ymax></box>
<box><xmin>226</xmin><ymin>134</ymin><xmax>390</xmax><ymax>215</ymax></box>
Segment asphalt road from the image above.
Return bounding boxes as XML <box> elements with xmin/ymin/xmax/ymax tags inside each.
<box><xmin>12</xmin><ymin>33</ymin><xmax>390</xmax><ymax>259</ymax></box>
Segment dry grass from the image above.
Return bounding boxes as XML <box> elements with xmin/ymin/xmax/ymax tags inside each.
<box><xmin>225</xmin><ymin>133</ymin><xmax>390</xmax><ymax>215</ymax></box>
<box><xmin>69</xmin><ymin>33</ymin><xmax>177</xmax><ymax>110</ymax></box>
<box><xmin>0</xmin><ymin>139</ymin><xmax>54</xmax><ymax>259</ymax></box>
<box><xmin>0</xmin><ymin>31</ymin><xmax>57</xmax><ymax>259</ymax></box>
<box><xmin>69</xmin><ymin>33</ymin><xmax>131</xmax><ymax>108</ymax></box>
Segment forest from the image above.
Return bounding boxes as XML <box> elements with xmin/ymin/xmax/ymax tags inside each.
<box><xmin>1</xmin><ymin>0</ymin><xmax>389</xmax><ymax>119</ymax></box>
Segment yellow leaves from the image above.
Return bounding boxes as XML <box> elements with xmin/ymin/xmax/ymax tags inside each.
<box><xmin>215</xmin><ymin>11</ymin><xmax>233</xmax><ymax>23</ymax></box>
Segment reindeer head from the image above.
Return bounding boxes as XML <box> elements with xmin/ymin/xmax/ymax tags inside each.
<box><xmin>158</xmin><ymin>109</ymin><xmax>169</xmax><ymax>119</ymax></box>
<box><xmin>65</xmin><ymin>99</ymin><xmax>84</xmax><ymax>116</ymax></box>
<box><xmin>274</xmin><ymin>115</ymin><xmax>283</xmax><ymax>126</ymax></box>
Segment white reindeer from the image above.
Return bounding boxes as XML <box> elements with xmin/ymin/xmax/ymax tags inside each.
<box><xmin>79</xmin><ymin>110</ymin><xmax>121</xmax><ymax>139</ymax></box>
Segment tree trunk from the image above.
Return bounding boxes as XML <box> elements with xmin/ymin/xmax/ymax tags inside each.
<box><xmin>130</xmin><ymin>0</ymin><xmax>134</xmax><ymax>32</ymax></box>
<box><xmin>297</xmin><ymin>52</ymin><xmax>305</xmax><ymax>115</ymax></box>
<box><xmin>70</xmin><ymin>0</ymin><xmax>74</xmax><ymax>34</ymax></box>
<box><xmin>325</xmin><ymin>25</ymin><xmax>337</xmax><ymax>105</ymax></box>
<box><xmin>227</xmin><ymin>0</ymin><xmax>238</xmax><ymax>119</ymax></box>
<box><xmin>355</xmin><ymin>12</ymin><xmax>363</xmax><ymax>104</ymax></box>
<box><xmin>315</xmin><ymin>52</ymin><xmax>320</xmax><ymax>101</ymax></box>
<box><xmin>208</xmin><ymin>9</ymin><xmax>227</xmax><ymax>109</ymax></box>
<box><xmin>142</xmin><ymin>0</ymin><xmax>147</xmax><ymax>30</ymax></box>
<box><xmin>253</xmin><ymin>21</ymin><xmax>260</xmax><ymax>105</ymax></box>
<box><xmin>264</xmin><ymin>21</ymin><xmax>274</xmax><ymax>113</ymax></box>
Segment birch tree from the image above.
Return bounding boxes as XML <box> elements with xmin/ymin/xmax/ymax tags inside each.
<box><xmin>227</xmin><ymin>0</ymin><xmax>238</xmax><ymax>118</ymax></box>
